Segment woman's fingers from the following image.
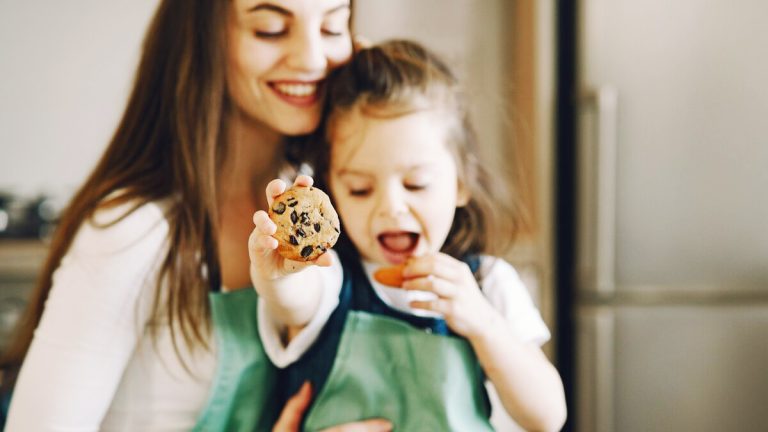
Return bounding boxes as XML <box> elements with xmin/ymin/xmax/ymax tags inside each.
<box><xmin>272</xmin><ymin>382</ymin><xmax>313</xmax><ymax>432</ymax></box>
<box><xmin>320</xmin><ymin>419</ymin><xmax>393</xmax><ymax>432</ymax></box>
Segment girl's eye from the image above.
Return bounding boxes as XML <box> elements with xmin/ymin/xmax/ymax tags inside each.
<box><xmin>405</xmin><ymin>183</ymin><xmax>428</xmax><ymax>191</ymax></box>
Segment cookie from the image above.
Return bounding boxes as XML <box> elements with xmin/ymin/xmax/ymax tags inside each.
<box><xmin>268</xmin><ymin>185</ymin><xmax>340</xmax><ymax>261</ymax></box>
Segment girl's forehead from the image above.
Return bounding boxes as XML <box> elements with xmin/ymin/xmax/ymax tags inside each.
<box><xmin>330</xmin><ymin>109</ymin><xmax>454</xmax><ymax>169</ymax></box>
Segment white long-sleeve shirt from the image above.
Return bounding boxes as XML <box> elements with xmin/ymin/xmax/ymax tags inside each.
<box><xmin>5</xmin><ymin>200</ymin><xmax>340</xmax><ymax>431</ymax></box>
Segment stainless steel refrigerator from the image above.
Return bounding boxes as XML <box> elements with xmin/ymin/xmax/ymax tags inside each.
<box><xmin>563</xmin><ymin>1</ymin><xmax>768</xmax><ymax>430</ymax></box>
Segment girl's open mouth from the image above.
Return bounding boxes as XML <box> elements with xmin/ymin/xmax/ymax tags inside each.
<box><xmin>377</xmin><ymin>231</ymin><xmax>420</xmax><ymax>264</ymax></box>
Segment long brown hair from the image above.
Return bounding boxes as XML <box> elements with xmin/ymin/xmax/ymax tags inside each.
<box><xmin>307</xmin><ymin>40</ymin><xmax>522</xmax><ymax>261</ymax></box>
<box><xmin>2</xmin><ymin>0</ymin><xmax>231</xmax><ymax>368</ymax></box>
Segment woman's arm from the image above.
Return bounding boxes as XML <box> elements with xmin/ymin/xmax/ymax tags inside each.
<box><xmin>5</xmin><ymin>201</ymin><xmax>168</xmax><ymax>430</ymax></box>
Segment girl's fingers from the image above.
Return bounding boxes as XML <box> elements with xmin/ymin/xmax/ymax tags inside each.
<box><xmin>401</xmin><ymin>275</ymin><xmax>456</xmax><ymax>298</ymax></box>
<box><xmin>403</xmin><ymin>253</ymin><xmax>465</xmax><ymax>282</ymax></box>
<box><xmin>257</xmin><ymin>235</ymin><xmax>279</xmax><ymax>251</ymax></box>
<box><xmin>314</xmin><ymin>252</ymin><xmax>333</xmax><ymax>267</ymax></box>
<box><xmin>266</xmin><ymin>179</ymin><xmax>287</xmax><ymax>207</ymax></box>
<box><xmin>253</xmin><ymin>211</ymin><xmax>277</xmax><ymax>235</ymax></box>
<box><xmin>293</xmin><ymin>174</ymin><xmax>314</xmax><ymax>188</ymax></box>
<box><xmin>410</xmin><ymin>299</ymin><xmax>451</xmax><ymax>315</ymax></box>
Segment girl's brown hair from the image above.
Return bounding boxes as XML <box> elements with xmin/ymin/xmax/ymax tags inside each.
<box><xmin>309</xmin><ymin>39</ymin><xmax>522</xmax><ymax>261</ymax></box>
<box><xmin>1</xmin><ymin>0</ymin><xmax>231</xmax><ymax>369</ymax></box>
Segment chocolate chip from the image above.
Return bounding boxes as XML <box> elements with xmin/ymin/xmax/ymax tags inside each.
<box><xmin>316</xmin><ymin>245</ymin><xmax>327</xmax><ymax>252</ymax></box>
<box><xmin>290</xmin><ymin>210</ymin><xmax>298</xmax><ymax>224</ymax></box>
<box><xmin>314</xmin><ymin>223</ymin><xmax>321</xmax><ymax>232</ymax></box>
<box><xmin>287</xmin><ymin>200</ymin><xmax>299</xmax><ymax>207</ymax></box>
<box><xmin>272</xmin><ymin>202</ymin><xmax>286</xmax><ymax>215</ymax></box>
<box><xmin>296</xmin><ymin>227</ymin><xmax>306</xmax><ymax>238</ymax></box>
<box><xmin>300</xmin><ymin>212</ymin><xmax>311</xmax><ymax>226</ymax></box>
<box><xmin>289</xmin><ymin>235</ymin><xmax>299</xmax><ymax>246</ymax></box>
<box><xmin>334</xmin><ymin>227</ymin><xmax>340</xmax><ymax>233</ymax></box>
<box><xmin>300</xmin><ymin>246</ymin><xmax>313</xmax><ymax>258</ymax></box>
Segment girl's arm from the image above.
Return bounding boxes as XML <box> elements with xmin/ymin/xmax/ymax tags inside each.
<box><xmin>248</xmin><ymin>175</ymin><xmax>337</xmax><ymax>342</ymax></box>
<box><xmin>403</xmin><ymin>254</ymin><xmax>567</xmax><ymax>432</ymax></box>
<box><xmin>468</xmin><ymin>314</ymin><xmax>566</xmax><ymax>432</ymax></box>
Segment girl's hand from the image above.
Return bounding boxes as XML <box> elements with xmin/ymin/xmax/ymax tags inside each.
<box><xmin>248</xmin><ymin>175</ymin><xmax>332</xmax><ymax>282</ymax></box>
<box><xmin>401</xmin><ymin>253</ymin><xmax>500</xmax><ymax>339</ymax></box>
<box><xmin>273</xmin><ymin>382</ymin><xmax>392</xmax><ymax>432</ymax></box>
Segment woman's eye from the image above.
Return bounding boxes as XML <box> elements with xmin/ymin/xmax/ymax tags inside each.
<box><xmin>322</xmin><ymin>28</ymin><xmax>344</xmax><ymax>37</ymax></box>
<box><xmin>349</xmin><ymin>188</ymin><xmax>371</xmax><ymax>197</ymax></box>
<box><xmin>255</xmin><ymin>30</ymin><xmax>288</xmax><ymax>39</ymax></box>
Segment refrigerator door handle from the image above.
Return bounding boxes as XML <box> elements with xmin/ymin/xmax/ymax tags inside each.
<box><xmin>578</xmin><ymin>86</ymin><xmax>618</xmax><ymax>296</ymax></box>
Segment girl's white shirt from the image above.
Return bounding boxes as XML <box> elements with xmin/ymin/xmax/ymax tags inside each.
<box><xmin>5</xmin><ymin>200</ymin><xmax>340</xmax><ymax>431</ymax></box>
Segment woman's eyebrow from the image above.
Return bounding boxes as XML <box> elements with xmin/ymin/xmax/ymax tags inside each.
<box><xmin>247</xmin><ymin>1</ymin><xmax>350</xmax><ymax>16</ymax></box>
<box><xmin>248</xmin><ymin>3</ymin><xmax>292</xmax><ymax>16</ymax></box>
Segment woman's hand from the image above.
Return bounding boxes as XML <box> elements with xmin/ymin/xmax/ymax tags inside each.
<box><xmin>401</xmin><ymin>253</ymin><xmax>501</xmax><ymax>340</ymax></box>
<box><xmin>273</xmin><ymin>382</ymin><xmax>392</xmax><ymax>432</ymax></box>
<box><xmin>249</xmin><ymin>175</ymin><xmax>333</xmax><ymax>283</ymax></box>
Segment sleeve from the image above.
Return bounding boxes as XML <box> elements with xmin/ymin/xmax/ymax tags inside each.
<box><xmin>5</xmin><ymin>201</ymin><xmax>169</xmax><ymax>431</ymax></box>
<box><xmin>258</xmin><ymin>251</ymin><xmax>342</xmax><ymax>368</ymax></box>
<box><xmin>480</xmin><ymin>256</ymin><xmax>551</xmax><ymax>346</ymax></box>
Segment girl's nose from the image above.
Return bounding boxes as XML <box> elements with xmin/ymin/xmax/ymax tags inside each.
<box><xmin>285</xmin><ymin>28</ymin><xmax>327</xmax><ymax>72</ymax></box>
<box><xmin>376</xmin><ymin>185</ymin><xmax>409</xmax><ymax>218</ymax></box>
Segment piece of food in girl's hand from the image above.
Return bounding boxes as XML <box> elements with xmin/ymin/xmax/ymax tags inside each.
<box><xmin>268</xmin><ymin>185</ymin><xmax>340</xmax><ymax>261</ymax></box>
<box><xmin>373</xmin><ymin>264</ymin><xmax>406</xmax><ymax>287</ymax></box>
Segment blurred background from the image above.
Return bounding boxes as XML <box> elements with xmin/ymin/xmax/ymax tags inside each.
<box><xmin>1</xmin><ymin>1</ymin><xmax>767</xmax><ymax>431</ymax></box>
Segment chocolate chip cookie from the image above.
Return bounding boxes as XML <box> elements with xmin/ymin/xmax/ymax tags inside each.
<box><xmin>268</xmin><ymin>185</ymin><xmax>340</xmax><ymax>261</ymax></box>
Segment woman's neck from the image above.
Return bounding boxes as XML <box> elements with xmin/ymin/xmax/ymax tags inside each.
<box><xmin>220</xmin><ymin>111</ymin><xmax>283</xmax><ymax>204</ymax></box>
<box><xmin>217</xmin><ymin>110</ymin><xmax>285</xmax><ymax>290</ymax></box>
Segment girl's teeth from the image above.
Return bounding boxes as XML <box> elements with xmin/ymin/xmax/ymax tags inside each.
<box><xmin>274</xmin><ymin>83</ymin><xmax>316</xmax><ymax>97</ymax></box>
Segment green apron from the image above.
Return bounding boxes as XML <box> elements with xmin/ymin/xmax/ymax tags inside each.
<box><xmin>193</xmin><ymin>277</ymin><xmax>493</xmax><ymax>431</ymax></box>
<box><xmin>193</xmin><ymin>289</ymin><xmax>279</xmax><ymax>432</ymax></box>
<box><xmin>302</xmin><ymin>311</ymin><xmax>493</xmax><ymax>431</ymax></box>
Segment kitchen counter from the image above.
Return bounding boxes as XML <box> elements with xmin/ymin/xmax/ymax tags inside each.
<box><xmin>0</xmin><ymin>240</ymin><xmax>48</xmax><ymax>350</ymax></box>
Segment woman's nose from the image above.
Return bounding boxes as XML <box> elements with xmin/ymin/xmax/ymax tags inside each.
<box><xmin>285</xmin><ymin>29</ymin><xmax>327</xmax><ymax>72</ymax></box>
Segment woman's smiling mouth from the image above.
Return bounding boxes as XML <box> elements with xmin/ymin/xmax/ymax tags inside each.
<box><xmin>269</xmin><ymin>81</ymin><xmax>320</xmax><ymax>107</ymax></box>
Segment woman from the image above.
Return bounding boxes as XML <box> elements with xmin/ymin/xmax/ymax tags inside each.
<box><xmin>2</xmin><ymin>0</ymin><xmax>390</xmax><ymax>430</ymax></box>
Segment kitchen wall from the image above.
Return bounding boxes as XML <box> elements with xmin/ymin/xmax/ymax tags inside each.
<box><xmin>0</xmin><ymin>0</ymin><xmax>158</xmax><ymax>197</ymax></box>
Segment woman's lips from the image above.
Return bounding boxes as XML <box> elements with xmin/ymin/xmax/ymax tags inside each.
<box><xmin>378</xmin><ymin>232</ymin><xmax>420</xmax><ymax>264</ymax></box>
<box><xmin>269</xmin><ymin>81</ymin><xmax>320</xmax><ymax>107</ymax></box>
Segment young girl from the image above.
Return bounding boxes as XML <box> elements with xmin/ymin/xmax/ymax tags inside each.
<box><xmin>250</xmin><ymin>40</ymin><xmax>566</xmax><ymax>431</ymax></box>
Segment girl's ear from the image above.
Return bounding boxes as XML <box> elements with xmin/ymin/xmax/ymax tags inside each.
<box><xmin>456</xmin><ymin>179</ymin><xmax>470</xmax><ymax>207</ymax></box>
